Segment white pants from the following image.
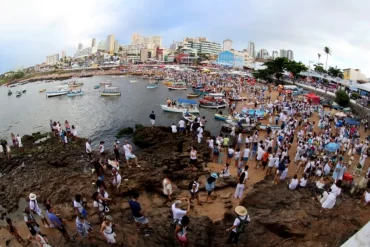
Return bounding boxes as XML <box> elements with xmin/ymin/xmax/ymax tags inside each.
<box><xmin>150</xmin><ymin>119</ymin><xmax>155</xmax><ymax>125</ymax></box>
<box><xmin>234</xmin><ymin>183</ymin><xmax>245</xmax><ymax>199</ymax></box>
<box><xmin>197</xmin><ymin>135</ymin><xmax>203</xmax><ymax>143</ymax></box>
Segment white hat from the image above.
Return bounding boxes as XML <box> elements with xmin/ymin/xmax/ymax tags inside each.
<box><xmin>29</xmin><ymin>193</ymin><xmax>37</xmax><ymax>200</ymax></box>
<box><xmin>235</xmin><ymin>206</ymin><xmax>248</xmax><ymax>216</ymax></box>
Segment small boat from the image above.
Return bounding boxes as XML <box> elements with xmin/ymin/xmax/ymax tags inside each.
<box><xmin>101</xmin><ymin>86</ymin><xmax>121</xmax><ymax>96</ymax></box>
<box><xmin>16</xmin><ymin>91</ymin><xmax>22</xmax><ymax>97</ymax></box>
<box><xmin>130</xmin><ymin>80</ymin><xmax>138</xmax><ymax>83</ymax></box>
<box><xmin>100</xmin><ymin>82</ymin><xmax>112</xmax><ymax>86</ymax></box>
<box><xmin>8</xmin><ymin>90</ymin><xmax>12</xmax><ymax>95</ymax></box>
<box><xmin>199</xmin><ymin>101</ymin><xmax>227</xmax><ymax>109</ymax></box>
<box><xmin>39</xmin><ymin>89</ymin><xmax>46</xmax><ymax>92</ymax></box>
<box><xmin>112</xmin><ymin>75</ymin><xmax>117</xmax><ymax>78</ymax></box>
<box><xmin>214</xmin><ymin>114</ymin><xmax>234</xmax><ymax>121</ymax></box>
<box><xmin>193</xmin><ymin>88</ymin><xmax>213</xmax><ymax>95</ymax></box>
<box><xmin>60</xmin><ymin>81</ymin><xmax>69</xmax><ymax>85</ymax></box>
<box><xmin>161</xmin><ymin>99</ymin><xmax>199</xmax><ymax>114</ymax></box>
<box><xmin>149</xmin><ymin>80</ymin><xmax>158</xmax><ymax>84</ymax></box>
<box><xmin>163</xmin><ymin>79</ymin><xmax>175</xmax><ymax>86</ymax></box>
<box><xmin>142</xmin><ymin>75</ymin><xmax>149</xmax><ymax>79</ymax></box>
<box><xmin>69</xmin><ymin>82</ymin><xmax>84</xmax><ymax>88</ymax></box>
<box><xmin>168</xmin><ymin>82</ymin><xmax>187</xmax><ymax>90</ymax></box>
<box><xmin>147</xmin><ymin>84</ymin><xmax>158</xmax><ymax>89</ymax></box>
<box><xmin>22</xmin><ymin>87</ymin><xmax>26</xmax><ymax>93</ymax></box>
<box><xmin>94</xmin><ymin>85</ymin><xmax>101</xmax><ymax>89</ymax></box>
<box><xmin>67</xmin><ymin>90</ymin><xmax>84</xmax><ymax>97</ymax></box>
<box><xmin>46</xmin><ymin>86</ymin><xmax>68</xmax><ymax>98</ymax></box>
<box><xmin>182</xmin><ymin>110</ymin><xmax>197</xmax><ymax>122</ymax></box>
<box><xmin>187</xmin><ymin>93</ymin><xmax>200</xmax><ymax>98</ymax></box>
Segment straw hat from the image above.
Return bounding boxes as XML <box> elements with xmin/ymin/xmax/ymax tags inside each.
<box><xmin>29</xmin><ymin>193</ymin><xmax>37</xmax><ymax>200</ymax></box>
<box><xmin>235</xmin><ymin>206</ymin><xmax>248</xmax><ymax>216</ymax></box>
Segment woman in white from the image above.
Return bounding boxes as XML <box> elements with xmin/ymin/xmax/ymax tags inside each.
<box><xmin>321</xmin><ymin>189</ymin><xmax>337</xmax><ymax>210</ymax></box>
<box><xmin>235</xmin><ymin>166</ymin><xmax>248</xmax><ymax>199</ymax></box>
<box><xmin>361</xmin><ymin>189</ymin><xmax>370</xmax><ymax>205</ymax></box>
<box><xmin>288</xmin><ymin>174</ymin><xmax>299</xmax><ymax>190</ymax></box>
<box><xmin>298</xmin><ymin>174</ymin><xmax>308</xmax><ymax>188</ymax></box>
<box><xmin>101</xmin><ymin>215</ymin><xmax>117</xmax><ymax>244</ymax></box>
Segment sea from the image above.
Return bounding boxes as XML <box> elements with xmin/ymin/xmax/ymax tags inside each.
<box><xmin>0</xmin><ymin>76</ymin><xmax>226</xmax><ymax>148</ymax></box>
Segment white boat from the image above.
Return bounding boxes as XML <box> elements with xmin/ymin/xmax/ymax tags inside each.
<box><xmin>99</xmin><ymin>82</ymin><xmax>112</xmax><ymax>86</ymax></box>
<box><xmin>147</xmin><ymin>84</ymin><xmax>158</xmax><ymax>89</ymax></box>
<box><xmin>101</xmin><ymin>86</ymin><xmax>121</xmax><ymax>96</ymax></box>
<box><xmin>168</xmin><ymin>82</ymin><xmax>187</xmax><ymax>90</ymax></box>
<box><xmin>161</xmin><ymin>99</ymin><xmax>199</xmax><ymax>114</ymax></box>
<box><xmin>67</xmin><ymin>90</ymin><xmax>84</xmax><ymax>97</ymax></box>
<box><xmin>182</xmin><ymin>110</ymin><xmax>197</xmax><ymax>122</ymax></box>
<box><xmin>16</xmin><ymin>91</ymin><xmax>22</xmax><ymax>97</ymax></box>
<box><xmin>46</xmin><ymin>86</ymin><xmax>68</xmax><ymax>98</ymax></box>
<box><xmin>130</xmin><ymin>80</ymin><xmax>138</xmax><ymax>83</ymax></box>
<box><xmin>199</xmin><ymin>101</ymin><xmax>227</xmax><ymax>109</ymax></box>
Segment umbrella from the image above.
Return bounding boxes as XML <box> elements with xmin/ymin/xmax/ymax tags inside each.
<box><xmin>335</xmin><ymin>112</ymin><xmax>347</xmax><ymax>118</ymax></box>
<box><xmin>325</xmin><ymin>142</ymin><xmax>340</xmax><ymax>152</ymax></box>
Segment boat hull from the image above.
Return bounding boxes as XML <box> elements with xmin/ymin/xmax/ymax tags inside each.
<box><xmin>46</xmin><ymin>92</ymin><xmax>68</xmax><ymax>98</ymax></box>
<box><xmin>67</xmin><ymin>92</ymin><xmax>84</xmax><ymax>97</ymax></box>
<box><xmin>147</xmin><ymin>85</ymin><xmax>158</xmax><ymax>89</ymax></box>
<box><xmin>228</xmin><ymin>97</ymin><xmax>247</xmax><ymax>101</ymax></box>
<box><xmin>187</xmin><ymin>94</ymin><xmax>200</xmax><ymax>98</ymax></box>
<box><xmin>168</xmin><ymin>87</ymin><xmax>187</xmax><ymax>90</ymax></box>
<box><xmin>214</xmin><ymin>114</ymin><xmax>231</xmax><ymax>121</ymax></box>
<box><xmin>199</xmin><ymin>103</ymin><xmax>227</xmax><ymax>109</ymax></box>
<box><xmin>101</xmin><ymin>92</ymin><xmax>121</xmax><ymax>96</ymax></box>
<box><xmin>161</xmin><ymin>105</ymin><xmax>199</xmax><ymax>114</ymax></box>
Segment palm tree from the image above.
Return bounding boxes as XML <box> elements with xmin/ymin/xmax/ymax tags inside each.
<box><xmin>317</xmin><ymin>53</ymin><xmax>321</xmax><ymax>65</ymax></box>
<box><xmin>324</xmin><ymin>47</ymin><xmax>331</xmax><ymax>70</ymax></box>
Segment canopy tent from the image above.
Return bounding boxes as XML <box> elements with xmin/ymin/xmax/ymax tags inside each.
<box><xmin>305</xmin><ymin>93</ymin><xmax>320</xmax><ymax>104</ymax></box>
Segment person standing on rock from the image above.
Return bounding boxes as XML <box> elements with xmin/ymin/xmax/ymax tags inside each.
<box><xmin>86</xmin><ymin>140</ymin><xmax>92</xmax><ymax>159</ymax></box>
<box><xmin>24</xmin><ymin>206</ymin><xmax>43</xmax><ymax>237</ymax></box>
<box><xmin>189</xmin><ymin>177</ymin><xmax>201</xmax><ymax>205</ymax></box>
<box><xmin>149</xmin><ymin>111</ymin><xmax>156</xmax><ymax>127</ymax></box>
<box><xmin>188</xmin><ymin>146</ymin><xmax>197</xmax><ymax>169</ymax></box>
<box><xmin>99</xmin><ymin>141</ymin><xmax>105</xmax><ymax>162</ymax></box>
<box><xmin>46</xmin><ymin>204</ymin><xmax>75</xmax><ymax>242</ymax></box>
<box><xmin>205</xmin><ymin>173</ymin><xmax>218</xmax><ymax>202</ymax></box>
<box><xmin>178</xmin><ymin>119</ymin><xmax>186</xmax><ymax>134</ymax></box>
<box><xmin>226</xmin><ymin>206</ymin><xmax>250</xmax><ymax>245</ymax></box>
<box><xmin>128</xmin><ymin>191</ymin><xmax>150</xmax><ymax>233</ymax></box>
<box><xmin>113</xmin><ymin>140</ymin><xmax>120</xmax><ymax>161</ymax></box>
<box><xmin>123</xmin><ymin>140</ymin><xmax>139</xmax><ymax>168</ymax></box>
<box><xmin>197</xmin><ymin>124</ymin><xmax>203</xmax><ymax>143</ymax></box>
<box><xmin>235</xmin><ymin>166</ymin><xmax>248</xmax><ymax>199</ymax></box>
<box><xmin>175</xmin><ymin>215</ymin><xmax>190</xmax><ymax>247</ymax></box>
<box><xmin>162</xmin><ymin>177</ymin><xmax>173</xmax><ymax>204</ymax></box>
<box><xmin>73</xmin><ymin>194</ymin><xmax>87</xmax><ymax>218</ymax></box>
<box><xmin>101</xmin><ymin>215</ymin><xmax>118</xmax><ymax>244</ymax></box>
<box><xmin>28</xmin><ymin>193</ymin><xmax>50</xmax><ymax>228</ymax></box>
<box><xmin>172</xmin><ymin>200</ymin><xmax>191</xmax><ymax>223</ymax></box>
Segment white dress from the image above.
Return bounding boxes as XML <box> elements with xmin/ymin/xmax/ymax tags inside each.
<box><xmin>103</xmin><ymin>223</ymin><xmax>116</xmax><ymax>243</ymax></box>
<box><xmin>321</xmin><ymin>192</ymin><xmax>336</xmax><ymax>209</ymax></box>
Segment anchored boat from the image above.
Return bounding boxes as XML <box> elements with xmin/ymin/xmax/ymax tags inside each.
<box><xmin>67</xmin><ymin>90</ymin><xmax>84</xmax><ymax>97</ymax></box>
<box><xmin>16</xmin><ymin>91</ymin><xmax>22</xmax><ymax>97</ymax></box>
<box><xmin>46</xmin><ymin>86</ymin><xmax>68</xmax><ymax>98</ymax></box>
<box><xmin>101</xmin><ymin>86</ymin><xmax>121</xmax><ymax>96</ymax></box>
<box><xmin>161</xmin><ymin>98</ymin><xmax>199</xmax><ymax>114</ymax></box>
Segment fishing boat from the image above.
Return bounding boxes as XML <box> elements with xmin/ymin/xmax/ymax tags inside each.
<box><xmin>168</xmin><ymin>82</ymin><xmax>187</xmax><ymax>90</ymax></box>
<box><xmin>199</xmin><ymin>101</ymin><xmax>227</xmax><ymax>109</ymax></box>
<box><xmin>8</xmin><ymin>90</ymin><xmax>12</xmax><ymax>95</ymax></box>
<box><xmin>228</xmin><ymin>96</ymin><xmax>247</xmax><ymax>101</ymax></box>
<box><xmin>94</xmin><ymin>85</ymin><xmax>101</xmax><ymax>89</ymax></box>
<box><xmin>130</xmin><ymin>80</ymin><xmax>138</xmax><ymax>83</ymax></box>
<box><xmin>161</xmin><ymin>98</ymin><xmax>199</xmax><ymax>114</ymax></box>
<box><xmin>187</xmin><ymin>93</ymin><xmax>200</xmax><ymax>98</ymax></box>
<box><xmin>39</xmin><ymin>89</ymin><xmax>46</xmax><ymax>92</ymax></box>
<box><xmin>147</xmin><ymin>83</ymin><xmax>158</xmax><ymax>89</ymax></box>
<box><xmin>46</xmin><ymin>86</ymin><xmax>68</xmax><ymax>98</ymax></box>
<box><xmin>214</xmin><ymin>113</ymin><xmax>235</xmax><ymax>121</ymax></box>
<box><xmin>193</xmin><ymin>88</ymin><xmax>213</xmax><ymax>95</ymax></box>
<box><xmin>67</xmin><ymin>90</ymin><xmax>84</xmax><ymax>97</ymax></box>
<box><xmin>22</xmin><ymin>87</ymin><xmax>26</xmax><ymax>93</ymax></box>
<box><xmin>16</xmin><ymin>91</ymin><xmax>22</xmax><ymax>97</ymax></box>
<box><xmin>69</xmin><ymin>82</ymin><xmax>84</xmax><ymax>88</ymax></box>
<box><xmin>101</xmin><ymin>86</ymin><xmax>121</xmax><ymax>96</ymax></box>
<box><xmin>182</xmin><ymin>110</ymin><xmax>197</xmax><ymax>122</ymax></box>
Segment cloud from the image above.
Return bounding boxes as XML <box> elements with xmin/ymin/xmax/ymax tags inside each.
<box><xmin>1</xmin><ymin>0</ymin><xmax>370</xmax><ymax>76</ymax></box>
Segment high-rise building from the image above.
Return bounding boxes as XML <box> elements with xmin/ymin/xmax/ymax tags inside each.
<box><xmin>184</xmin><ymin>38</ymin><xmax>221</xmax><ymax>56</ymax></box>
<box><xmin>223</xmin><ymin>39</ymin><xmax>233</xmax><ymax>51</ymax></box>
<box><xmin>280</xmin><ymin>49</ymin><xmax>287</xmax><ymax>58</ymax></box>
<box><xmin>248</xmin><ymin>42</ymin><xmax>255</xmax><ymax>58</ymax></box>
<box><xmin>272</xmin><ymin>50</ymin><xmax>278</xmax><ymax>59</ymax></box>
<box><xmin>46</xmin><ymin>54</ymin><xmax>60</xmax><ymax>65</ymax></box>
<box><xmin>258</xmin><ymin>49</ymin><xmax>269</xmax><ymax>59</ymax></box>
<box><xmin>98</xmin><ymin>40</ymin><xmax>106</xmax><ymax>51</ymax></box>
<box><xmin>114</xmin><ymin>40</ymin><xmax>119</xmax><ymax>53</ymax></box>
<box><xmin>61</xmin><ymin>51</ymin><xmax>66</xmax><ymax>59</ymax></box>
<box><xmin>78</xmin><ymin>43</ymin><xmax>83</xmax><ymax>50</ymax></box>
<box><xmin>106</xmin><ymin>34</ymin><xmax>115</xmax><ymax>54</ymax></box>
<box><xmin>131</xmin><ymin>33</ymin><xmax>162</xmax><ymax>47</ymax></box>
<box><xmin>287</xmin><ymin>50</ymin><xmax>294</xmax><ymax>60</ymax></box>
<box><xmin>92</xmin><ymin>38</ymin><xmax>96</xmax><ymax>47</ymax></box>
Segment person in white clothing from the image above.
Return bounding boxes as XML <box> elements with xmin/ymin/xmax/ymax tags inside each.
<box><xmin>28</xmin><ymin>193</ymin><xmax>50</xmax><ymax>228</ymax></box>
<box><xmin>171</xmin><ymin>123</ymin><xmax>178</xmax><ymax>133</ymax></box>
<box><xmin>111</xmin><ymin>168</ymin><xmax>122</xmax><ymax>188</ymax></box>
<box><xmin>298</xmin><ymin>174</ymin><xmax>308</xmax><ymax>188</ymax></box>
<box><xmin>288</xmin><ymin>174</ymin><xmax>299</xmax><ymax>190</ymax></box>
<box><xmin>171</xmin><ymin>200</ymin><xmax>190</xmax><ymax>222</ymax></box>
<box><xmin>226</xmin><ymin>206</ymin><xmax>251</xmax><ymax>245</ymax></box>
<box><xmin>178</xmin><ymin>119</ymin><xmax>185</xmax><ymax>134</ymax></box>
<box><xmin>101</xmin><ymin>215</ymin><xmax>117</xmax><ymax>244</ymax></box>
<box><xmin>196</xmin><ymin>126</ymin><xmax>203</xmax><ymax>143</ymax></box>
<box><xmin>162</xmin><ymin>177</ymin><xmax>173</xmax><ymax>203</ymax></box>
<box><xmin>123</xmin><ymin>140</ymin><xmax>139</xmax><ymax>167</ymax></box>
<box><xmin>235</xmin><ymin>166</ymin><xmax>248</xmax><ymax>199</ymax></box>
<box><xmin>85</xmin><ymin>140</ymin><xmax>92</xmax><ymax>159</ymax></box>
<box><xmin>17</xmin><ymin>134</ymin><xmax>23</xmax><ymax>149</ymax></box>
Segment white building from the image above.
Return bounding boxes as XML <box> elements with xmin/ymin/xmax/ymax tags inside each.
<box><xmin>61</xmin><ymin>51</ymin><xmax>66</xmax><ymax>59</ymax></box>
<box><xmin>258</xmin><ymin>49</ymin><xmax>269</xmax><ymax>59</ymax></box>
<box><xmin>46</xmin><ymin>54</ymin><xmax>60</xmax><ymax>65</ymax></box>
<box><xmin>92</xmin><ymin>38</ymin><xmax>96</xmax><ymax>47</ymax></box>
<box><xmin>131</xmin><ymin>33</ymin><xmax>162</xmax><ymax>47</ymax></box>
<box><xmin>280</xmin><ymin>49</ymin><xmax>287</xmax><ymax>58</ymax></box>
<box><xmin>74</xmin><ymin>46</ymin><xmax>98</xmax><ymax>58</ymax></box>
<box><xmin>272</xmin><ymin>50</ymin><xmax>278</xmax><ymax>59</ymax></box>
<box><xmin>98</xmin><ymin>40</ymin><xmax>106</xmax><ymax>51</ymax></box>
<box><xmin>223</xmin><ymin>39</ymin><xmax>233</xmax><ymax>51</ymax></box>
<box><xmin>186</xmin><ymin>39</ymin><xmax>221</xmax><ymax>56</ymax></box>
<box><xmin>78</xmin><ymin>43</ymin><xmax>83</xmax><ymax>50</ymax></box>
<box><xmin>287</xmin><ymin>50</ymin><xmax>294</xmax><ymax>60</ymax></box>
<box><xmin>248</xmin><ymin>42</ymin><xmax>255</xmax><ymax>59</ymax></box>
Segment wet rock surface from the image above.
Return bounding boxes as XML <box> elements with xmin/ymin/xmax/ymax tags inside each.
<box><xmin>0</xmin><ymin>127</ymin><xmax>368</xmax><ymax>247</ymax></box>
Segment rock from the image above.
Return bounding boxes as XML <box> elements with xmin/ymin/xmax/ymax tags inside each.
<box><xmin>115</xmin><ymin>127</ymin><xmax>134</xmax><ymax>138</ymax></box>
<box><xmin>135</xmin><ymin>124</ymin><xmax>144</xmax><ymax>129</ymax></box>
<box><xmin>219</xmin><ymin>192</ymin><xmax>232</xmax><ymax>199</ymax></box>
<box><xmin>224</xmin><ymin>203</ymin><xmax>233</xmax><ymax>209</ymax></box>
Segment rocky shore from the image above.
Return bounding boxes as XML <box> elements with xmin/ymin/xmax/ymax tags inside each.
<box><xmin>0</xmin><ymin>127</ymin><xmax>369</xmax><ymax>247</ymax></box>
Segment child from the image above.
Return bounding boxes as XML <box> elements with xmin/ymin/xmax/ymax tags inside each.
<box><xmin>6</xmin><ymin>218</ymin><xmax>26</xmax><ymax>244</ymax></box>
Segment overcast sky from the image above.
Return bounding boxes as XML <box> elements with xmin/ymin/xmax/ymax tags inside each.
<box><xmin>1</xmin><ymin>0</ymin><xmax>369</xmax><ymax>75</ymax></box>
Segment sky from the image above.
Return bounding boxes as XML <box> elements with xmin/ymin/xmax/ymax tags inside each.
<box><xmin>1</xmin><ymin>0</ymin><xmax>370</xmax><ymax>76</ymax></box>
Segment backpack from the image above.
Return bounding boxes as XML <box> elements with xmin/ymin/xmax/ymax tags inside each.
<box><xmin>236</xmin><ymin>216</ymin><xmax>249</xmax><ymax>233</ymax></box>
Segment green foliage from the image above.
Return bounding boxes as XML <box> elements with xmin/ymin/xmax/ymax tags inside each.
<box><xmin>314</xmin><ymin>64</ymin><xmax>326</xmax><ymax>74</ymax></box>
<box><xmin>263</xmin><ymin>57</ymin><xmax>289</xmax><ymax>82</ymax></box>
<box><xmin>324</xmin><ymin>46</ymin><xmax>331</xmax><ymax>70</ymax></box>
<box><xmin>285</xmin><ymin>61</ymin><xmax>308</xmax><ymax>80</ymax></box>
<box><xmin>252</xmin><ymin>69</ymin><xmax>272</xmax><ymax>80</ymax></box>
<box><xmin>335</xmin><ymin>89</ymin><xmax>350</xmax><ymax>107</ymax></box>
<box><xmin>327</xmin><ymin>66</ymin><xmax>343</xmax><ymax>78</ymax></box>
<box><xmin>116</xmin><ymin>127</ymin><xmax>134</xmax><ymax>138</ymax></box>
<box><xmin>350</xmin><ymin>92</ymin><xmax>360</xmax><ymax>100</ymax></box>
<box><xmin>0</xmin><ymin>71</ymin><xmax>25</xmax><ymax>85</ymax></box>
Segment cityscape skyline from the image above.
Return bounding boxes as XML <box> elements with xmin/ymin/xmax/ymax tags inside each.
<box><xmin>1</xmin><ymin>0</ymin><xmax>369</xmax><ymax>75</ymax></box>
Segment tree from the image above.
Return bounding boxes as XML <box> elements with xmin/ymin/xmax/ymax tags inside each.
<box><xmin>324</xmin><ymin>46</ymin><xmax>331</xmax><ymax>70</ymax></box>
<box><xmin>252</xmin><ymin>69</ymin><xmax>272</xmax><ymax>81</ymax></box>
<box><xmin>327</xmin><ymin>66</ymin><xmax>343</xmax><ymax>78</ymax></box>
<box><xmin>317</xmin><ymin>53</ymin><xmax>321</xmax><ymax>64</ymax></box>
<box><xmin>285</xmin><ymin>61</ymin><xmax>308</xmax><ymax>82</ymax></box>
<box><xmin>314</xmin><ymin>64</ymin><xmax>326</xmax><ymax>74</ymax></box>
<box><xmin>263</xmin><ymin>57</ymin><xmax>290</xmax><ymax>82</ymax></box>
<box><xmin>335</xmin><ymin>89</ymin><xmax>350</xmax><ymax>107</ymax></box>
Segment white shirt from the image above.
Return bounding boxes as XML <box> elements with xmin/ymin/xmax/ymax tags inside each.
<box><xmin>178</xmin><ymin>120</ymin><xmax>185</xmax><ymax>128</ymax></box>
<box><xmin>228</xmin><ymin>148</ymin><xmax>235</xmax><ymax>156</ymax></box>
<box><xmin>73</xmin><ymin>200</ymin><xmax>84</xmax><ymax>213</ymax></box>
<box><xmin>300</xmin><ymin>178</ymin><xmax>307</xmax><ymax>187</ymax></box>
<box><xmin>268</xmin><ymin>156</ymin><xmax>276</xmax><ymax>167</ymax></box>
<box><xmin>171</xmin><ymin>125</ymin><xmax>177</xmax><ymax>133</ymax></box>
<box><xmin>163</xmin><ymin>179</ymin><xmax>173</xmax><ymax>195</ymax></box>
<box><xmin>289</xmin><ymin>178</ymin><xmax>299</xmax><ymax>190</ymax></box>
<box><xmin>190</xmin><ymin>182</ymin><xmax>199</xmax><ymax>193</ymax></box>
<box><xmin>232</xmin><ymin>215</ymin><xmax>251</xmax><ymax>233</ymax></box>
<box><xmin>172</xmin><ymin>203</ymin><xmax>187</xmax><ymax>221</ymax></box>
<box><xmin>256</xmin><ymin>149</ymin><xmax>264</xmax><ymax>160</ymax></box>
<box><xmin>123</xmin><ymin>144</ymin><xmax>132</xmax><ymax>156</ymax></box>
<box><xmin>208</xmin><ymin>139</ymin><xmax>214</xmax><ymax>149</ymax></box>
<box><xmin>197</xmin><ymin>127</ymin><xmax>203</xmax><ymax>137</ymax></box>
<box><xmin>29</xmin><ymin>200</ymin><xmax>42</xmax><ymax>215</ymax></box>
<box><xmin>99</xmin><ymin>144</ymin><xmax>104</xmax><ymax>153</ymax></box>
<box><xmin>243</xmin><ymin>148</ymin><xmax>250</xmax><ymax>158</ymax></box>
<box><xmin>93</xmin><ymin>199</ymin><xmax>105</xmax><ymax>212</ymax></box>
<box><xmin>86</xmin><ymin>142</ymin><xmax>92</xmax><ymax>153</ymax></box>
<box><xmin>112</xmin><ymin>173</ymin><xmax>122</xmax><ymax>186</ymax></box>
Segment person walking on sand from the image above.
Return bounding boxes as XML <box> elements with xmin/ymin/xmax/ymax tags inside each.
<box><xmin>205</xmin><ymin>173</ymin><xmax>218</xmax><ymax>202</ymax></box>
<box><xmin>226</xmin><ymin>206</ymin><xmax>250</xmax><ymax>245</ymax></box>
<box><xmin>149</xmin><ymin>111</ymin><xmax>156</xmax><ymax>126</ymax></box>
<box><xmin>113</xmin><ymin>140</ymin><xmax>120</xmax><ymax>161</ymax></box>
<box><xmin>189</xmin><ymin>177</ymin><xmax>201</xmax><ymax>205</ymax></box>
<box><xmin>101</xmin><ymin>215</ymin><xmax>118</xmax><ymax>244</ymax></box>
<box><xmin>46</xmin><ymin>204</ymin><xmax>75</xmax><ymax>242</ymax></box>
<box><xmin>29</xmin><ymin>193</ymin><xmax>50</xmax><ymax>228</ymax></box>
<box><xmin>235</xmin><ymin>166</ymin><xmax>248</xmax><ymax>199</ymax></box>
<box><xmin>123</xmin><ymin>140</ymin><xmax>139</xmax><ymax>167</ymax></box>
<box><xmin>128</xmin><ymin>192</ymin><xmax>150</xmax><ymax>233</ymax></box>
